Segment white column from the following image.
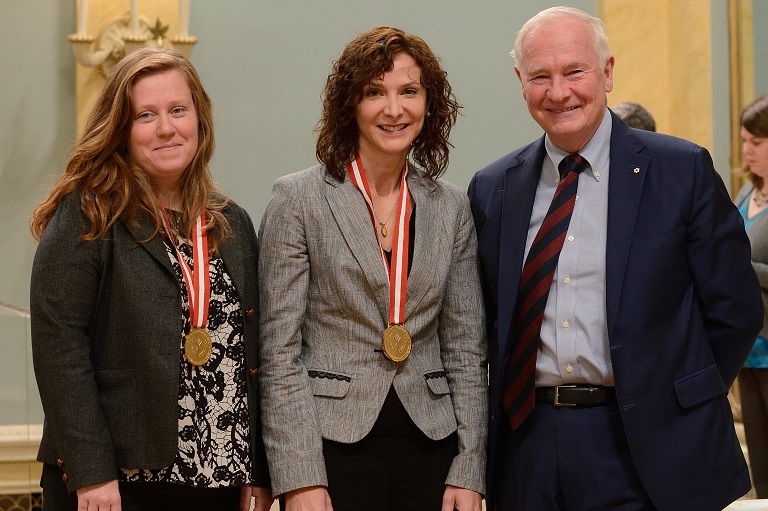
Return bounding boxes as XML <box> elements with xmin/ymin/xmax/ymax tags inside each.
<box><xmin>76</xmin><ymin>0</ymin><xmax>88</xmax><ymax>35</ymax></box>
<box><xmin>179</xmin><ymin>0</ymin><xmax>190</xmax><ymax>37</ymax></box>
<box><xmin>130</xmin><ymin>0</ymin><xmax>140</xmax><ymax>35</ymax></box>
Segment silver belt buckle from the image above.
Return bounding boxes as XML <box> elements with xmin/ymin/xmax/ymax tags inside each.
<box><xmin>553</xmin><ymin>384</ymin><xmax>577</xmax><ymax>406</ymax></box>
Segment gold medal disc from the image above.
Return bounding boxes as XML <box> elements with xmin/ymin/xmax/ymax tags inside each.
<box><xmin>185</xmin><ymin>328</ymin><xmax>212</xmax><ymax>366</ymax></box>
<box><xmin>382</xmin><ymin>324</ymin><xmax>412</xmax><ymax>362</ymax></box>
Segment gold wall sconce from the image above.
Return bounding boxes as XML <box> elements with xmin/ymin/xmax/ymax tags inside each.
<box><xmin>68</xmin><ymin>0</ymin><xmax>197</xmax><ymax>75</ymax></box>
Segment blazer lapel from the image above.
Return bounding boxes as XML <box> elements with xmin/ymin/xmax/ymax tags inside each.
<box><xmin>404</xmin><ymin>173</ymin><xmax>437</xmax><ymax>321</ymax></box>
<box><xmin>125</xmin><ymin>217</ymin><xmax>175</xmax><ymax>275</ymax></box>
<box><xmin>496</xmin><ymin>141</ymin><xmax>546</xmax><ymax>358</ymax></box>
<box><xmin>127</xmin><ymin>210</ymin><xmax>248</xmax><ymax>305</ymax></box>
<box><xmin>606</xmin><ymin>115</ymin><xmax>650</xmax><ymax>334</ymax></box>
<box><xmin>325</xmin><ymin>174</ymin><xmax>391</xmax><ymax>322</ymax></box>
<box><xmin>218</xmin><ymin>232</ymin><xmax>245</xmax><ymax>302</ymax></box>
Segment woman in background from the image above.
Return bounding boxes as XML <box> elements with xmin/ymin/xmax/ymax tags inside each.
<box><xmin>734</xmin><ymin>93</ymin><xmax>768</xmax><ymax>498</ymax></box>
<box><xmin>258</xmin><ymin>26</ymin><xmax>487</xmax><ymax>511</ymax></box>
<box><xmin>30</xmin><ymin>47</ymin><xmax>271</xmax><ymax>511</ymax></box>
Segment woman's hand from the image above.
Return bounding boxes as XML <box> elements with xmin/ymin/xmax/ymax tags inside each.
<box><xmin>76</xmin><ymin>479</ymin><xmax>121</xmax><ymax>511</ymax></box>
<box><xmin>241</xmin><ymin>484</ymin><xmax>274</xmax><ymax>511</ymax></box>
<box><xmin>285</xmin><ymin>485</ymin><xmax>333</xmax><ymax>511</ymax></box>
<box><xmin>442</xmin><ymin>485</ymin><xmax>482</xmax><ymax>511</ymax></box>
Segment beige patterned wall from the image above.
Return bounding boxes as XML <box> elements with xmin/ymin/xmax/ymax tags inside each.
<box><xmin>599</xmin><ymin>0</ymin><xmax>714</xmax><ymax>148</ymax></box>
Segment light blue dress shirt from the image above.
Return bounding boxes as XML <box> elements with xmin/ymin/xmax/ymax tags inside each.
<box><xmin>526</xmin><ymin>109</ymin><xmax>614</xmax><ymax>386</ymax></box>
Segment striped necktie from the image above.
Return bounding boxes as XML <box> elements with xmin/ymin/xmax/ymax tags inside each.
<box><xmin>503</xmin><ymin>153</ymin><xmax>588</xmax><ymax>430</ymax></box>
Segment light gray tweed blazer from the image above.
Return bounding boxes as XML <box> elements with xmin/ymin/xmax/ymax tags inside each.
<box><xmin>258</xmin><ymin>164</ymin><xmax>488</xmax><ymax>497</ymax></box>
<box><xmin>735</xmin><ymin>183</ymin><xmax>768</xmax><ymax>339</ymax></box>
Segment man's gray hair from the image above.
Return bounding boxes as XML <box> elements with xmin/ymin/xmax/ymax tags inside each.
<box><xmin>510</xmin><ymin>6</ymin><xmax>610</xmax><ymax>70</ymax></box>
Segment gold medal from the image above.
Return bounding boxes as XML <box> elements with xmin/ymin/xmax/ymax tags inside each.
<box><xmin>185</xmin><ymin>328</ymin><xmax>212</xmax><ymax>366</ymax></box>
<box><xmin>382</xmin><ymin>324</ymin><xmax>412</xmax><ymax>362</ymax></box>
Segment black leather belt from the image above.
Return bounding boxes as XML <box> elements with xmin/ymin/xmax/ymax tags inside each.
<box><xmin>535</xmin><ymin>385</ymin><xmax>616</xmax><ymax>407</ymax></box>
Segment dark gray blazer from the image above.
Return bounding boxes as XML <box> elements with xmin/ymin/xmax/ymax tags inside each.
<box><xmin>258</xmin><ymin>165</ymin><xmax>488</xmax><ymax>497</ymax></box>
<box><xmin>735</xmin><ymin>183</ymin><xmax>768</xmax><ymax>339</ymax></box>
<box><xmin>30</xmin><ymin>193</ymin><xmax>269</xmax><ymax>492</ymax></box>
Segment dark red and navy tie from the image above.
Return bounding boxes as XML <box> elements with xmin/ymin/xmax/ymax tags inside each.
<box><xmin>503</xmin><ymin>153</ymin><xmax>588</xmax><ymax>430</ymax></box>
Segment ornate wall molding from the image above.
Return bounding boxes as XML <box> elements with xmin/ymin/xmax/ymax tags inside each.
<box><xmin>0</xmin><ymin>425</ymin><xmax>42</xmax><ymax>496</ymax></box>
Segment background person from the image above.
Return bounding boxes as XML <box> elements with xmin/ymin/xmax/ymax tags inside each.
<box><xmin>30</xmin><ymin>47</ymin><xmax>272</xmax><ymax>511</ymax></box>
<box><xmin>258</xmin><ymin>26</ymin><xmax>487</xmax><ymax>511</ymax></box>
<box><xmin>612</xmin><ymin>101</ymin><xmax>656</xmax><ymax>131</ymax></box>
<box><xmin>468</xmin><ymin>7</ymin><xmax>762</xmax><ymax>510</ymax></box>
<box><xmin>734</xmin><ymin>93</ymin><xmax>768</xmax><ymax>499</ymax></box>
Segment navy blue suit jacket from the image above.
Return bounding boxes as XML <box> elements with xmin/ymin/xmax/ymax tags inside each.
<box><xmin>468</xmin><ymin>112</ymin><xmax>763</xmax><ymax>510</ymax></box>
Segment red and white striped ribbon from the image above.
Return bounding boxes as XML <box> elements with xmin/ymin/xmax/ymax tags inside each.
<box><xmin>160</xmin><ymin>208</ymin><xmax>211</xmax><ymax>329</ymax></box>
<box><xmin>348</xmin><ymin>154</ymin><xmax>411</xmax><ymax>324</ymax></box>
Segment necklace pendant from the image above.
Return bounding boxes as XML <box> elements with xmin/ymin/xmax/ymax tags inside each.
<box><xmin>754</xmin><ymin>189</ymin><xmax>768</xmax><ymax>209</ymax></box>
<box><xmin>380</xmin><ymin>224</ymin><xmax>388</xmax><ymax>237</ymax></box>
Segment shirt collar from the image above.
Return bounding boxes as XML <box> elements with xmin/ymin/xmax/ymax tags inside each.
<box><xmin>544</xmin><ymin>109</ymin><xmax>612</xmax><ymax>182</ymax></box>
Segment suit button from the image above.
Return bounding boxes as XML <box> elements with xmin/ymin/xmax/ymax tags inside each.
<box><xmin>245</xmin><ymin>308</ymin><xmax>255</xmax><ymax>318</ymax></box>
<box><xmin>62</xmin><ymin>473</ymin><xmax>69</xmax><ymax>482</ymax></box>
<box><xmin>57</xmin><ymin>459</ymin><xmax>64</xmax><ymax>468</ymax></box>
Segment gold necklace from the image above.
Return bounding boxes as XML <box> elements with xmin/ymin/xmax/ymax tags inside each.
<box><xmin>754</xmin><ymin>188</ymin><xmax>768</xmax><ymax>208</ymax></box>
<box><xmin>375</xmin><ymin>198</ymin><xmax>399</xmax><ymax>237</ymax></box>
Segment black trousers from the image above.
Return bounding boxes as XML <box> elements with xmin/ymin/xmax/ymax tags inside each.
<box><xmin>41</xmin><ymin>463</ymin><xmax>240</xmax><ymax>511</ymax></box>
<box><xmin>277</xmin><ymin>431</ymin><xmax>458</xmax><ymax>511</ymax></box>
<box><xmin>322</xmin><ymin>430</ymin><xmax>458</xmax><ymax>511</ymax></box>
<box><xmin>739</xmin><ymin>367</ymin><xmax>768</xmax><ymax>498</ymax></box>
<box><xmin>281</xmin><ymin>387</ymin><xmax>459</xmax><ymax>511</ymax></box>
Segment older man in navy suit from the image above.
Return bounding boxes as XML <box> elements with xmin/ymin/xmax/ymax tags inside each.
<box><xmin>469</xmin><ymin>6</ymin><xmax>763</xmax><ymax>510</ymax></box>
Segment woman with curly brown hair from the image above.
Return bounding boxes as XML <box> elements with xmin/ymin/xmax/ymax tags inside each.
<box><xmin>30</xmin><ymin>47</ymin><xmax>271</xmax><ymax>511</ymax></box>
<box><xmin>258</xmin><ymin>26</ymin><xmax>487</xmax><ymax>511</ymax></box>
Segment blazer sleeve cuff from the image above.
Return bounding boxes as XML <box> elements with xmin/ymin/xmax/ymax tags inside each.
<box><xmin>267</xmin><ymin>454</ymin><xmax>328</xmax><ymax>497</ymax></box>
<box><xmin>445</xmin><ymin>450</ymin><xmax>486</xmax><ymax>496</ymax></box>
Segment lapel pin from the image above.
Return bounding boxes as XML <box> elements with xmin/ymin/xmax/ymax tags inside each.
<box><xmin>633</xmin><ymin>166</ymin><xmax>640</xmax><ymax>174</ymax></box>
